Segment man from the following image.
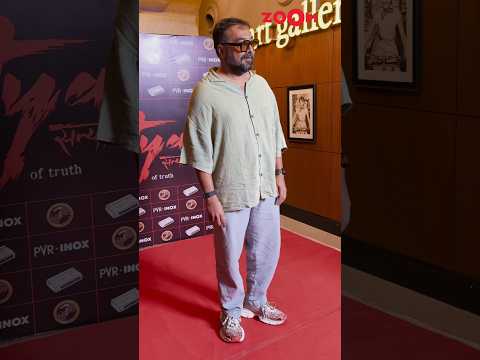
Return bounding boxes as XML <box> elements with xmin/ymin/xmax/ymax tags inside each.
<box><xmin>180</xmin><ymin>18</ymin><xmax>288</xmax><ymax>343</ymax></box>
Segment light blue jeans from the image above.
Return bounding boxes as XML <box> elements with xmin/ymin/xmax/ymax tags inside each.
<box><xmin>213</xmin><ymin>196</ymin><xmax>281</xmax><ymax>318</ymax></box>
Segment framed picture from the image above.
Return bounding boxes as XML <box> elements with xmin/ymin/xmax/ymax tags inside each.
<box><xmin>287</xmin><ymin>84</ymin><xmax>316</xmax><ymax>143</ymax></box>
<box><xmin>353</xmin><ymin>0</ymin><xmax>421</xmax><ymax>90</ymax></box>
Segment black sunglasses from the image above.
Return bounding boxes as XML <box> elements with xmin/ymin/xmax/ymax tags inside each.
<box><xmin>220</xmin><ymin>39</ymin><xmax>259</xmax><ymax>52</ymax></box>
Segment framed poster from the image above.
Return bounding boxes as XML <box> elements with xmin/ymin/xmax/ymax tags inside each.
<box><xmin>287</xmin><ymin>84</ymin><xmax>316</xmax><ymax>143</ymax></box>
<box><xmin>353</xmin><ymin>0</ymin><xmax>420</xmax><ymax>90</ymax></box>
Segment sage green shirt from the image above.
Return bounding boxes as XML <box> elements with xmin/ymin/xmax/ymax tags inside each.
<box><xmin>179</xmin><ymin>67</ymin><xmax>287</xmax><ymax>212</ymax></box>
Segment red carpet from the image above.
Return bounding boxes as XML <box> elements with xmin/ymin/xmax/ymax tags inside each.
<box><xmin>140</xmin><ymin>229</ymin><xmax>341</xmax><ymax>360</ymax></box>
<box><xmin>342</xmin><ymin>297</ymin><xmax>480</xmax><ymax>359</ymax></box>
<box><xmin>2</xmin><ymin>231</ymin><xmax>478</xmax><ymax>359</ymax></box>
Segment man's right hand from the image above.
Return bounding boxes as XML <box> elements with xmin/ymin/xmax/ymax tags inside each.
<box><xmin>206</xmin><ymin>196</ymin><xmax>226</xmax><ymax>228</ymax></box>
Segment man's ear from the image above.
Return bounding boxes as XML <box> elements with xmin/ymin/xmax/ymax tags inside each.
<box><xmin>217</xmin><ymin>45</ymin><xmax>224</xmax><ymax>60</ymax></box>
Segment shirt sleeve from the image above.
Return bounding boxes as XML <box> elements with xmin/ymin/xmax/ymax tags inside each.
<box><xmin>96</xmin><ymin>0</ymin><xmax>139</xmax><ymax>153</ymax></box>
<box><xmin>179</xmin><ymin>92</ymin><xmax>214</xmax><ymax>174</ymax></box>
<box><xmin>341</xmin><ymin>68</ymin><xmax>353</xmax><ymax>115</ymax></box>
<box><xmin>271</xmin><ymin>89</ymin><xmax>288</xmax><ymax>157</ymax></box>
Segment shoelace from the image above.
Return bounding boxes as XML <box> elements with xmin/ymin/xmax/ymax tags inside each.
<box><xmin>223</xmin><ymin>316</ymin><xmax>241</xmax><ymax>329</ymax></box>
<box><xmin>262</xmin><ymin>302</ymin><xmax>281</xmax><ymax>317</ymax></box>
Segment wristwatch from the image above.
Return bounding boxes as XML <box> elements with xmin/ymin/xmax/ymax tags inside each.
<box><xmin>204</xmin><ymin>190</ymin><xmax>217</xmax><ymax>199</ymax></box>
<box><xmin>275</xmin><ymin>168</ymin><xmax>286</xmax><ymax>176</ymax></box>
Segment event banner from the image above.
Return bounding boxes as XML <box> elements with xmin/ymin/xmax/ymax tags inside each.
<box><xmin>138</xmin><ymin>34</ymin><xmax>219</xmax><ymax>248</ymax></box>
<box><xmin>0</xmin><ymin>1</ymin><xmax>138</xmax><ymax>341</ymax></box>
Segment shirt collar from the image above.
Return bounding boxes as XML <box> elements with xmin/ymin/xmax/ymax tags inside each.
<box><xmin>206</xmin><ymin>67</ymin><xmax>256</xmax><ymax>83</ymax></box>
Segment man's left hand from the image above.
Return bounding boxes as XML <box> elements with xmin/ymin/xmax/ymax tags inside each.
<box><xmin>276</xmin><ymin>175</ymin><xmax>287</xmax><ymax>206</ymax></box>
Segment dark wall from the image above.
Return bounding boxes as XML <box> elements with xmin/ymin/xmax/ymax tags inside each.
<box><xmin>342</xmin><ymin>0</ymin><xmax>480</xmax><ymax>280</ymax></box>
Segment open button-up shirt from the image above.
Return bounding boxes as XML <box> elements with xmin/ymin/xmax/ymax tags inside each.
<box><xmin>179</xmin><ymin>67</ymin><xmax>287</xmax><ymax>212</ymax></box>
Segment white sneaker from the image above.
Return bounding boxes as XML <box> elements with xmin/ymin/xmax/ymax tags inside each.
<box><xmin>219</xmin><ymin>312</ymin><xmax>245</xmax><ymax>343</ymax></box>
<box><xmin>241</xmin><ymin>302</ymin><xmax>287</xmax><ymax>325</ymax></box>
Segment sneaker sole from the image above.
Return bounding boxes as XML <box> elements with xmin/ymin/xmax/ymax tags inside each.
<box><xmin>241</xmin><ymin>308</ymin><xmax>287</xmax><ymax>326</ymax></box>
<box><xmin>219</xmin><ymin>328</ymin><xmax>245</xmax><ymax>343</ymax></box>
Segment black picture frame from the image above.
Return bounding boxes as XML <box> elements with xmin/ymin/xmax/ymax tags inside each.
<box><xmin>287</xmin><ymin>84</ymin><xmax>316</xmax><ymax>143</ymax></box>
<box><xmin>352</xmin><ymin>0</ymin><xmax>421</xmax><ymax>91</ymax></box>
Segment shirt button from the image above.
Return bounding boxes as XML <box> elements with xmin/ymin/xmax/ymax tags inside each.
<box><xmin>260</xmin><ymin>173</ymin><xmax>263</xmax><ymax>177</ymax></box>
<box><xmin>250</xmin><ymin>114</ymin><xmax>254</xmax><ymax>119</ymax></box>
<box><xmin>258</xmin><ymin>154</ymin><xmax>262</xmax><ymax>158</ymax></box>
<box><xmin>256</xmin><ymin>133</ymin><xmax>259</xmax><ymax>137</ymax></box>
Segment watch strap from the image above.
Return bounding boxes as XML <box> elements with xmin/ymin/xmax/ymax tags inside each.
<box><xmin>204</xmin><ymin>190</ymin><xmax>217</xmax><ymax>199</ymax></box>
<box><xmin>275</xmin><ymin>168</ymin><xmax>286</xmax><ymax>176</ymax></box>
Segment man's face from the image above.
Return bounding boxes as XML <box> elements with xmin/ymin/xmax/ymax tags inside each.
<box><xmin>219</xmin><ymin>24</ymin><xmax>255</xmax><ymax>76</ymax></box>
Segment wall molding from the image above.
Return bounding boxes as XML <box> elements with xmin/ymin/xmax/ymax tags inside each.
<box><xmin>342</xmin><ymin>234</ymin><xmax>480</xmax><ymax>317</ymax></box>
<box><xmin>280</xmin><ymin>203</ymin><xmax>340</xmax><ymax>235</ymax></box>
<box><xmin>343</xmin><ymin>265</ymin><xmax>480</xmax><ymax>350</ymax></box>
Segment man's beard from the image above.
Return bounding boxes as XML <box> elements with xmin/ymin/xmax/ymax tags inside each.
<box><xmin>227</xmin><ymin>53</ymin><xmax>254</xmax><ymax>76</ymax></box>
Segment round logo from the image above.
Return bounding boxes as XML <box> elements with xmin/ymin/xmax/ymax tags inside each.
<box><xmin>46</xmin><ymin>203</ymin><xmax>74</xmax><ymax>228</ymax></box>
<box><xmin>186</xmin><ymin>199</ymin><xmax>198</xmax><ymax>210</ymax></box>
<box><xmin>158</xmin><ymin>189</ymin><xmax>171</xmax><ymax>201</ymax></box>
<box><xmin>53</xmin><ymin>300</ymin><xmax>80</xmax><ymax>325</ymax></box>
<box><xmin>0</xmin><ymin>279</ymin><xmax>13</xmax><ymax>305</ymax></box>
<box><xmin>139</xmin><ymin>221</ymin><xmax>145</xmax><ymax>233</ymax></box>
<box><xmin>203</xmin><ymin>38</ymin><xmax>214</xmax><ymax>51</ymax></box>
<box><xmin>177</xmin><ymin>69</ymin><xmax>190</xmax><ymax>82</ymax></box>
<box><xmin>161</xmin><ymin>230</ymin><xmax>173</xmax><ymax>242</ymax></box>
<box><xmin>112</xmin><ymin>226</ymin><xmax>137</xmax><ymax>250</ymax></box>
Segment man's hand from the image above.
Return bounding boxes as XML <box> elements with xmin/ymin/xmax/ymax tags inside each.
<box><xmin>206</xmin><ymin>196</ymin><xmax>226</xmax><ymax>228</ymax></box>
<box><xmin>276</xmin><ymin>175</ymin><xmax>287</xmax><ymax>206</ymax></box>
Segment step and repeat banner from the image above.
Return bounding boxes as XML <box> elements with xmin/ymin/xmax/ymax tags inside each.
<box><xmin>0</xmin><ymin>1</ymin><xmax>139</xmax><ymax>341</ymax></box>
<box><xmin>138</xmin><ymin>34</ymin><xmax>219</xmax><ymax>248</ymax></box>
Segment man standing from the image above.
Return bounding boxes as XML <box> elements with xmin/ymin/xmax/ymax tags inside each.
<box><xmin>180</xmin><ymin>18</ymin><xmax>288</xmax><ymax>343</ymax></box>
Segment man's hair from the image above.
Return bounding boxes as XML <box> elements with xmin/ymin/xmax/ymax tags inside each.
<box><xmin>212</xmin><ymin>17</ymin><xmax>251</xmax><ymax>56</ymax></box>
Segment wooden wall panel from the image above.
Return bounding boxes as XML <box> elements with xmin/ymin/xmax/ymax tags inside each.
<box><xmin>455</xmin><ymin>118</ymin><xmax>480</xmax><ymax>278</ymax></box>
<box><xmin>345</xmin><ymin>105</ymin><xmax>456</xmax><ymax>270</ymax></box>
<box><xmin>256</xmin><ymin>29</ymin><xmax>334</xmax><ymax>88</ymax></box>
<box><xmin>332</xmin><ymin>26</ymin><xmax>341</xmax><ymax>82</ymax></box>
<box><xmin>458</xmin><ymin>0</ymin><xmax>480</xmax><ymax>117</ymax></box>
<box><xmin>284</xmin><ymin>149</ymin><xmax>341</xmax><ymax>220</ymax></box>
